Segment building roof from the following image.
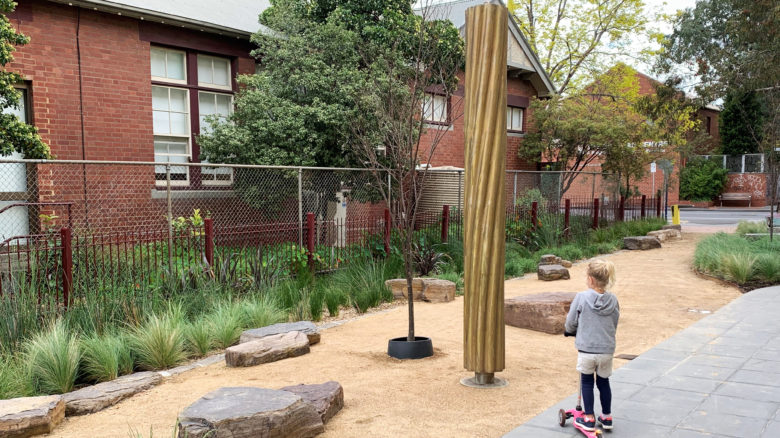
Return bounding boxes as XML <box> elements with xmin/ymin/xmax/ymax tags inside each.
<box><xmin>421</xmin><ymin>0</ymin><xmax>557</xmax><ymax>96</ymax></box>
<box><xmin>47</xmin><ymin>0</ymin><xmax>271</xmax><ymax>38</ymax></box>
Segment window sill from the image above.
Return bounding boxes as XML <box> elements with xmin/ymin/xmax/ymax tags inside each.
<box><xmin>150</xmin><ymin>189</ymin><xmax>237</xmax><ymax>200</ymax></box>
<box><xmin>507</xmin><ymin>131</ymin><xmax>526</xmax><ymax>138</ymax></box>
<box><xmin>423</xmin><ymin>122</ymin><xmax>454</xmax><ymax>131</ymax></box>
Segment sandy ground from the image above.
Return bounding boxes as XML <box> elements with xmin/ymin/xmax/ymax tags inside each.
<box><xmin>52</xmin><ymin>234</ymin><xmax>741</xmax><ymax>438</ymax></box>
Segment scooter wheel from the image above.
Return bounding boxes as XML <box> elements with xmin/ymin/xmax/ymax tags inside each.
<box><xmin>558</xmin><ymin>409</ymin><xmax>567</xmax><ymax>427</ymax></box>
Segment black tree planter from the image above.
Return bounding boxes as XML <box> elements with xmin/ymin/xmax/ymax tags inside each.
<box><xmin>387</xmin><ymin>336</ymin><xmax>434</xmax><ymax>359</ymax></box>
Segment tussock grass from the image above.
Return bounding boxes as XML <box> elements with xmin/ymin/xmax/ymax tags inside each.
<box><xmin>241</xmin><ymin>295</ymin><xmax>287</xmax><ymax>329</ymax></box>
<box><xmin>80</xmin><ymin>333</ymin><xmax>129</xmax><ymax>383</ymax></box>
<box><xmin>208</xmin><ymin>302</ymin><xmax>244</xmax><ymax>349</ymax></box>
<box><xmin>184</xmin><ymin>320</ymin><xmax>212</xmax><ymax>358</ymax></box>
<box><xmin>130</xmin><ymin>313</ymin><xmax>186</xmax><ymax>371</ymax></box>
<box><xmin>25</xmin><ymin>321</ymin><xmax>81</xmax><ymax>394</ymax></box>
<box><xmin>694</xmin><ymin>233</ymin><xmax>780</xmax><ymax>286</ymax></box>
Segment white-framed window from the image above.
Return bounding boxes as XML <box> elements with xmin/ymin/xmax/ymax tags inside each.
<box><xmin>422</xmin><ymin>93</ymin><xmax>448</xmax><ymax>123</ymax></box>
<box><xmin>198</xmin><ymin>91</ymin><xmax>233</xmax><ymax>185</ymax></box>
<box><xmin>197</xmin><ymin>55</ymin><xmax>231</xmax><ymax>90</ymax></box>
<box><xmin>152</xmin><ymin>85</ymin><xmax>190</xmax><ymax>184</ymax></box>
<box><xmin>507</xmin><ymin>106</ymin><xmax>524</xmax><ymax>132</ymax></box>
<box><xmin>150</xmin><ymin>47</ymin><xmax>186</xmax><ymax>84</ymax></box>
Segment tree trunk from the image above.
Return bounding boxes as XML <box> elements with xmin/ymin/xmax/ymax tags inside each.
<box><xmin>404</xmin><ymin>226</ymin><xmax>415</xmax><ymax>341</ymax></box>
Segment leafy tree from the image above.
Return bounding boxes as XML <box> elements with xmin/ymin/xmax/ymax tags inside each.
<box><xmin>679</xmin><ymin>156</ymin><xmax>728</xmax><ymax>201</ymax></box>
<box><xmin>0</xmin><ymin>0</ymin><xmax>49</xmax><ymax>158</ymax></box>
<box><xmin>508</xmin><ymin>0</ymin><xmax>656</xmax><ymax>93</ymax></box>
<box><xmin>658</xmin><ymin>0</ymin><xmax>778</xmax><ymax>235</ymax></box>
<box><xmin>720</xmin><ymin>90</ymin><xmax>765</xmax><ymax>155</ymax></box>
<box><xmin>350</xmin><ymin>2</ymin><xmax>463</xmax><ymax>343</ymax></box>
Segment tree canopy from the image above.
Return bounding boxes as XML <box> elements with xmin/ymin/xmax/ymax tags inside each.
<box><xmin>508</xmin><ymin>0</ymin><xmax>656</xmax><ymax>94</ymax></box>
<box><xmin>0</xmin><ymin>0</ymin><xmax>49</xmax><ymax>159</ymax></box>
<box><xmin>719</xmin><ymin>90</ymin><xmax>766</xmax><ymax>155</ymax></box>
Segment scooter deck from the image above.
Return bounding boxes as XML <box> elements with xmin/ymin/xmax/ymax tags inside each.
<box><xmin>559</xmin><ymin>408</ymin><xmax>603</xmax><ymax>437</ymax></box>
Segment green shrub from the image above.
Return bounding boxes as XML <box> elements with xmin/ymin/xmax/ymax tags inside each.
<box><xmin>679</xmin><ymin>157</ymin><xmax>729</xmax><ymax>201</ymax></box>
<box><xmin>736</xmin><ymin>221</ymin><xmax>767</xmax><ymax>235</ymax></box>
<box><xmin>309</xmin><ymin>285</ymin><xmax>326</xmax><ymax>322</ymax></box>
<box><xmin>241</xmin><ymin>295</ymin><xmax>287</xmax><ymax>328</ymax></box>
<box><xmin>130</xmin><ymin>313</ymin><xmax>186</xmax><ymax>371</ymax></box>
<box><xmin>505</xmin><ymin>258</ymin><xmax>536</xmax><ymax>278</ymax></box>
<box><xmin>555</xmin><ymin>245</ymin><xmax>584</xmax><ymax>262</ymax></box>
<box><xmin>515</xmin><ymin>188</ymin><xmax>547</xmax><ymax>210</ymax></box>
<box><xmin>208</xmin><ymin>302</ymin><xmax>244</xmax><ymax>349</ymax></box>
<box><xmin>184</xmin><ymin>320</ymin><xmax>212</xmax><ymax>358</ymax></box>
<box><xmin>721</xmin><ymin>253</ymin><xmax>756</xmax><ymax>284</ymax></box>
<box><xmin>0</xmin><ymin>355</ymin><xmax>31</xmax><ymax>399</ymax></box>
<box><xmin>324</xmin><ymin>287</ymin><xmax>348</xmax><ymax>317</ymax></box>
<box><xmin>25</xmin><ymin>321</ymin><xmax>80</xmax><ymax>394</ymax></box>
<box><xmin>754</xmin><ymin>254</ymin><xmax>780</xmax><ymax>283</ymax></box>
<box><xmin>80</xmin><ymin>333</ymin><xmax>126</xmax><ymax>383</ymax></box>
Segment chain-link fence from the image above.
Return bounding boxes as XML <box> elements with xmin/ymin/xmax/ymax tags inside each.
<box><xmin>0</xmin><ymin>160</ymin><xmax>660</xmax><ymax>305</ymax></box>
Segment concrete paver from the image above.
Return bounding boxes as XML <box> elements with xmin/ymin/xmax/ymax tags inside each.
<box><xmin>504</xmin><ymin>286</ymin><xmax>780</xmax><ymax>437</ymax></box>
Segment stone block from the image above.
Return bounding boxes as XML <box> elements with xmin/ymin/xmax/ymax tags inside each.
<box><xmin>537</xmin><ymin>264</ymin><xmax>570</xmax><ymax>281</ymax></box>
<box><xmin>560</xmin><ymin>259</ymin><xmax>573</xmax><ymax>268</ymax></box>
<box><xmin>623</xmin><ymin>236</ymin><xmax>662</xmax><ymax>250</ymax></box>
<box><xmin>0</xmin><ymin>395</ymin><xmax>65</xmax><ymax>438</ymax></box>
<box><xmin>178</xmin><ymin>387</ymin><xmax>323</xmax><ymax>438</ymax></box>
<box><xmin>240</xmin><ymin>321</ymin><xmax>320</xmax><ymax>346</ymax></box>
<box><xmin>647</xmin><ymin>230</ymin><xmax>669</xmax><ymax>242</ymax></box>
<box><xmin>421</xmin><ymin>279</ymin><xmax>455</xmax><ymax>303</ymax></box>
<box><xmin>63</xmin><ymin>372</ymin><xmax>162</xmax><ymax>416</ymax></box>
<box><xmin>280</xmin><ymin>381</ymin><xmax>344</xmax><ymax>424</ymax></box>
<box><xmin>227</xmin><ymin>331</ymin><xmax>310</xmax><ymax>368</ymax></box>
<box><xmin>504</xmin><ymin>292</ymin><xmax>578</xmax><ymax>334</ymax></box>
<box><xmin>539</xmin><ymin>254</ymin><xmax>562</xmax><ymax>266</ymax></box>
<box><xmin>384</xmin><ymin>278</ymin><xmax>424</xmax><ymax>300</ymax></box>
<box><xmin>662</xmin><ymin>224</ymin><xmax>682</xmax><ymax>231</ymax></box>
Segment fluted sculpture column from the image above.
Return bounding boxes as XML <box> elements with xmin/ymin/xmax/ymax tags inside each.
<box><xmin>462</xmin><ymin>2</ymin><xmax>507</xmax><ymax>387</ymax></box>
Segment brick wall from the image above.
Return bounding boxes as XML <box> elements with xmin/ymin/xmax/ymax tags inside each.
<box><xmin>6</xmin><ymin>1</ymin><xmax>257</xmax><ymax>232</ymax></box>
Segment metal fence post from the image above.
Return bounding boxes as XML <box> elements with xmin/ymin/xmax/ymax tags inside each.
<box><xmin>384</xmin><ymin>208</ymin><xmax>391</xmax><ymax>257</ymax></box>
<box><xmin>166</xmin><ymin>164</ymin><xmax>173</xmax><ymax>272</ymax></box>
<box><xmin>61</xmin><ymin>227</ymin><xmax>72</xmax><ymax>309</ymax></box>
<box><xmin>512</xmin><ymin>172</ymin><xmax>517</xmax><ymax>206</ymax></box>
<box><xmin>531</xmin><ymin>201</ymin><xmax>538</xmax><ymax>230</ymax></box>
<box><xmin>441</xmin><ymin>205</ymin><xmax>450</xmax><ymax>243</ymax></box>
<box><xmin>298</xmin><ymin>168</ymin><xmax>303</xmax><ymax>247</ymax></box>
<box><xmin>656</xmin><ymin>196</ymin><xmax>662</xmax><ymax>218</ymax></box>
<box><xmin>618</xmin><ymin>196</ymin><xmax>625</xmax><ymax>222</ymax></box>
<box><xmin>641</xmin><ymin>195</ymin><xmax>646</xmax><ymax>219</ymax></box>
<box><xmin>204</xmin><ymin>218</ymin><xmax>214</xmax><ymax>267</ymax></box>
<box><xmin>593</xmin><ymin>198</ymin><xmax>600</xmax><ymax>229</ymax></box>
<box><xmin>306</xmin><ymin>212</ymin><xmax>315</xmax><ymax>271</ymax></box>
<box><xmin>564</xmin><ymin>199</ymin><xmax>570</xmax><ymax>238</ymax></box>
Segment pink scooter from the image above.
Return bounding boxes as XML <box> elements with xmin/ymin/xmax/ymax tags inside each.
<box><xmin>559</xmin><ymin>330</ymin><xmax>604</xmax><ymax>437</ymax></box>
<box><xmin>557</xmin><ymin>375</ymin><xmax>603</xmax><ymax>437</ymax></box>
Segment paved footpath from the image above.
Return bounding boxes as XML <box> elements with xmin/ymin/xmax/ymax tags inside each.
<box><xmin>505</xmin><ymin>285</ymin><xmax>780</xmax><ymax>438</ymax></box>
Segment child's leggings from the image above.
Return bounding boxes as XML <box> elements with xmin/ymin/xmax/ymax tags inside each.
<box><xmin>581</xmin><ymin>373</ymin><xmax>611</xmax><ymax>416</ymax></box>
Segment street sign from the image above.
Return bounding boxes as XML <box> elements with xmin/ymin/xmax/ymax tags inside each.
<box><xmin>650</xmin><ymin>162</ymin><xmax>656</xmax><ymax>173</ymax></box>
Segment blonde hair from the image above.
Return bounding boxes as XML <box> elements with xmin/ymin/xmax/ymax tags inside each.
<box><xmin>588</xmin><ymin>259</ymin><xmax>616</xmax><ymax>291</ymax></box>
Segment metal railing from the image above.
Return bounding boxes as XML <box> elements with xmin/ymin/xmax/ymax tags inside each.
<box><xmin>698</xmin><ymin>154</ymin><xmax>767</xmax><ymax>173</ymax></box>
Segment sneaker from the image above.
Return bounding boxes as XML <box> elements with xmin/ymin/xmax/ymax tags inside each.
<box><xmin>598</xmin><ymin>414</ymin><xmax>613</xmax><ymax>430</ymax></box>
<box><xmin>575</xmin><ymin>416</ymin><xmax>596</xmax><ymax>431</ymax></box>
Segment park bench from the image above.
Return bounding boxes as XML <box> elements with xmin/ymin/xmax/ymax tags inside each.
<box><xmin>719</xmin><ymin>192</ymin><xmax>752</xmax><ymax>207</ymax></box>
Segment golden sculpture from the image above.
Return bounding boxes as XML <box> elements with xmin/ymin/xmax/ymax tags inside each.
<box><xmin>463</xmin><ymin>2</ymin><xmax>508</xmax><ymax>385</ymax></box>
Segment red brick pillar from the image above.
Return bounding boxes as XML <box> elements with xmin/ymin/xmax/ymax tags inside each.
<box><xmin>564</xmin><ymin>199</ymin><xmax>571</xmax><ymax>238</ymax></box>
<box><xmin>306</xmin><ymin>212</ymin><xmax>315</xmax><ymax>271</ymax></box>
<box><xmin>641</xmin><ymin>195</ymin><xmax>646</xmax><ymax>219</ymax></box>
<box><xmin>204</xmin><ymin>218</ymin><xmax>214</xmax><ymax>267</ymax></box>
<box><xmin>531</xmin><ymin>201</ymin><xmax>538</xmax><ymax>230</ymax></box>
<box><xmin>593</xmin><ymin>199</ymin><xmax>600</xmax><ymax>229</ymax></box>
<box><xmin>61</xmin><ymin>227</ymin><xmax>72</xmax><ymax>309</ymax></box>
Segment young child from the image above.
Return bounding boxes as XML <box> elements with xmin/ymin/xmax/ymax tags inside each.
<box><xmin>564</xmin><ymin>259</ymin><xmax>619</xmax><ymax>432</ymax></box>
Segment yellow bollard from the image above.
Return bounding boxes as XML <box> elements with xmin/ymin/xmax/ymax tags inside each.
<box><xmin>672</xmin><ymin>205</ymin><xmax>680</xmax><ymax>225</ymax></box>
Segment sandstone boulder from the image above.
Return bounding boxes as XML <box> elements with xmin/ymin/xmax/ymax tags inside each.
<box><xmin>178</xmin><ymin>387</ymin><xmax>323</xmax><ymax>438</ymax></box>
<box><xmin>384</xmin><ymin>278</ymin><xmax>424</xmax><ymax>300</ymax></box>
<box><xmin>560</xmin><ymin>259</ymin><xmax>573</xmax><ymax>268</ymax></box>
<box><xmin>227</xmin><ymin>331</ymin><xmax>310</xmax><ymax>368</ymax></box>
<box><xmin>280</xmin><ymin>382</ymin><xmax>344</xmax><ymax>424</ymax></box>
<box><xmin>539</xmin><ymin>254</ymin><xmax>562</xmax><ymax>266</ymax></box>
<box><xmin>623</xmin><ymin>236</ymin><xmax>662</xmax><ymax>250</ymax></box>
<box><xmin>0</xmin><ymin>395</ymin><xmax>65</xmax><ymax>438</ymax></box>
<box><xmin>505</xmin><ymin>292</ymin><xmax>578</xmax><ymax>334</ymax></box>
<box><xmin>241</xmin><ymin>321</ymin><xmax>320</xmax><ymax>346</ymax></box>
<box><xmin>63</xmin><ymin>372</ymin><xmax>162</xmax><ymax>416</ymax></box>
<box><xmin>662</xmin><ymin>224</ymin><xmax>682</xmax><ymax>231</ymax></box>
<box><xmin>421</xmin><ymin>279</ymin><xmax>455</xmax><ymax>303</ymax></box>
<box><xmin>646</xmin><ymin>230</ymin><xmax>669</xmax><ymax>242</ymax></box>
<box><xmin>537</xmin><ymin>264</ymin><xmax>570</xmax><ymax>281</ymax></box>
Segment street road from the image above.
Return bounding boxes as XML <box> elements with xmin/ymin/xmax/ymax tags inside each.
<box><xmin>676</xmin><ymin>208</ymin><xmax>771</xmax><ymax>226</ymax></box>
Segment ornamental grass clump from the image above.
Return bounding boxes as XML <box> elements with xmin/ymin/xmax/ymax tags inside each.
<box><xmin>184</xmin><ymin>319</ymin><xmax>212</xmax><ymax>358</ymax></box>
<box><xmin>0</xmin><ymin>354</ymin><xmax>31</xmax><ymax>399</ymax></box>
<box><xmin>25</xmin><ymin>321</ymin><xmax>81</xmax><ymax>394</ymax></box>
<box><xmin>241</xmin><ymin>295</ymin><xmax>287</xmax><ymax>329</ymax></box>
<box><xmin>754</xmin><ymin>254</ymin><xmax>780</xmax><ymax>283</ymax></box>
<box><xmin>130</xmin><ymin>313</ymin><xmax>186</xmax><ymax>371</ymax></box>
<box><xmin>80</xmin><ymin>333</ymin><xmax>129</xmax><ymax>383</ymax></box>
<box><xmin>721</xmin><ymin>253</ymin><xmax>756</xmax><ymax>284</ymax></box>
<box><xmin>208</xmin><ymin>302</ymin><xmax>244</xmax><ymax>349</ymax></box>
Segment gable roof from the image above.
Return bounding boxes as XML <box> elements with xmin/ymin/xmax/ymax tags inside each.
<box><xmin>421</xmin><ymin>0</ymin><xmax>556</xmax><ymax>96</ymax></box>
<box><xmin>47</xmin><ymin>0</ymin><xmax>271</xmax><ymax>38</ymax></box>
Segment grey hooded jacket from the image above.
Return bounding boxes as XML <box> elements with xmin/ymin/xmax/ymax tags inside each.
<box><xmin>565</xmin><ymin>289</ymin><xmax>620</xmax><ymax>354</ymax></box>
